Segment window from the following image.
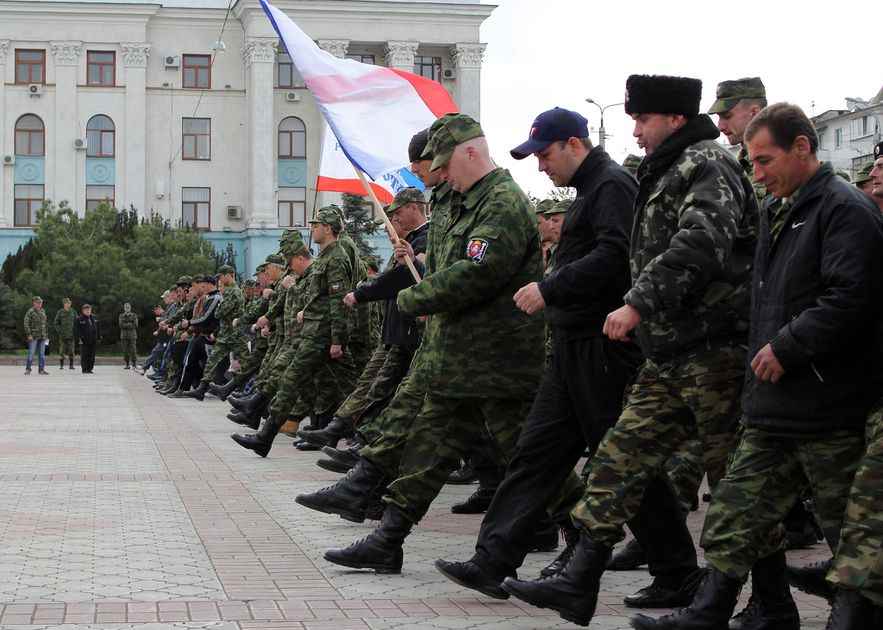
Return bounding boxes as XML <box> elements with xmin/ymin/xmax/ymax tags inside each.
<box><xmin>87</xmin><ymin>51</ymin><xmax>115</xmax><ymax>86</ymax></box>
<box><xmin>15</xmin><ymin>114</ymin><xmax>45</xmax><ymax>156</ymax></box>
<box><xmin>15</xmin><ymin>50</ymin><xmax>45</xmax><ymax>84</ymax></box>
<box><xmin>86</xmin><ymin>186</ymin><xmax>115</xmax><ymax>211</ymax></box>
<box><xmin>278</xmin><ymin>117</ymin><xmax>306</xmax><ymax>159</ymax></box>
<box><xmin>835</xmin><ymin>128</ymin><xmax>843</xmax><ymax>149</ymax></box>
<box><xmin>346</xmin><ymin>53</ymin><xmax>375</xmax><ymax>65</ymax></box>
<box><xmin>182</xmin><ymin>118</ymin><xmax>211</xmax><ymax>160</ymax></box>
<box><xmin>86</xmin><ymin>115</ymin><xmax>115</xmax><ymax>157</ymax></box>
<box><xmin>14</xmin><ymin>185</ymin><xmax>44</xmax><ymax>227</ymax></box>
<box><xmin>182</xmin><ymin>54</ymin><xmax>211</xmax><ymax>89</ymax></box>
<box><xmin>182</xmin><ymin>187</ymin><xmax>210</xmax><ymax>229</ymax></box>
<box><xmin>413</xmin><ymin>55</ymin><xmax>441</xmax><ymax>81</ymax></box>
<box><xmin>278</xmin><ymin>187</ymin><xmax>306</xmax><ymax>227</ymax></box>
<box><xmin>276</xmin><ymin>49</ymin><xmax>304</xmax><ymax>88</ymax></box>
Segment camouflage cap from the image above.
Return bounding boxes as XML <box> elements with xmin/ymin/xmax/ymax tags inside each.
<box><xmin>254</xmin><ymin>263</ymin><xmax>267</xmax><ymax>274</ymax></box>
<box><xmin>32</xmin><ymin>295</ymin><xmax>42</xmax><ymax>302</ymax></box>
<box><xmin>708</xmin><ymin>77</ymin><xmax>766</xmax><ymax>114</ymax></box>
<box><xmin>279</xmin><ymin>229</ymin><xmax>308</xmax><ymax>256</ymax></box>
<box><xmin>308</xmin><ymin>205</ymin><xmax>345</xmax><ymax>232</ymax></box>
<box><xmin>835</xmin><ymin>168</ymin><xmax>851</xmax><ymax>183</ymax></box>
<box><xmin>386</xmin><ymin>187</ymin><xmax>426</xmax><ymax>215</ymax></box>
<box><xmin>362</xmin><ymin>255</ymin><xmax>382</xmax><ymax>272</ymax></box>
<box><xmin>176</xmin><ymin>275</ymin><xmax>193</xmax><ymax>286</ymax></box>
<box><xmin>622</xmin><ymin>154</ymin><xmax>642</xmax><ymax>175</ymax></box>
<box><xmin>544</xmin><ymin>199</ymin><xmax>571</xmax><ymax>216</ymax></box>
<box><xmin>265</xmin><ymin>253</ymin><xmax>286</xmax><ymax>267</ymax></box>
<box><xmin>244</xmin><ymin>278</ymin><xmax>258</xmax><ymax>287</ymax></box>
<box><xmin>217</xmin><ymin>264</ymin><xmax>235</xmax><ymax>275</ymax></box>
<box><xmin>422</xmin><ymin>113</ymin><xmax>485</xmax><ymax>172</ymax></box>
<box><xmin>854</xmin><ymin>162</ymin><xmax>873</xmax><ymax>185</ymax></box>
<box><xmin>534</xmin><ymin>199</ymin><xmax>555</xmax><ymax>216</ymax></box>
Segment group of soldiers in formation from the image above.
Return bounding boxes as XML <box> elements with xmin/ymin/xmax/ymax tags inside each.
<box><xmin>131</xmin><ymin>73</ymin><xmax>883</xmax><ymax>630</ymax></box>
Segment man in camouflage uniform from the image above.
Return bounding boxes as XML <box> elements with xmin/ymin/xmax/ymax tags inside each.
<box><xmin>156</xmin><ymin>276</ymin><xmax>195</xmax><ymax>394</ymax></box>
<box><xmin>231</xmin><ymin>207</ymin><xmax>357</xmax><ymax>457</ymax></box>
<box><xmin>501</xmin><ymin>75</ymin><xmax>759</xmax><ymax>627</ymax></box>
<box><xmin>853</xmin><ymin>162</ymin><xmax>874</xmax><ymax>197</ymax></box>
<box><xmin>53</xmin><ymin>297</ymin><xmax>77</xmax><ymax>370</ymax></box>
<box><xmin>118</xmin><ymin>303</ymin><xmax>139</xmax><ymax>370</ymax></box>
<box><xmin>24</xmin><ymin>296</ymin><xmax>49</xmax><ymax>375</ymax></box>
<box><xmin>622</xmin><ymin>153</ymin><xmax>642</xmax><ymax>177</ymax></box>
<box><xmin>223</xmin><ymin>266</ymin><xmax>272</xmax><ymax>400</ymax></box>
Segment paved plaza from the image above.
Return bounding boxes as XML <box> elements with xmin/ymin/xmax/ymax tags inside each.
<box><xmin>0</xmin><ymin>366</ymin><xmax>833</xmax><ymax>629</ymax></box>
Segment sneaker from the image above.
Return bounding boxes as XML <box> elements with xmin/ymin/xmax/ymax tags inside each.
<box><xmin>24</xmin><ymin>368</ymin><xmax>32</xmax><ymax>375</ymax></box>
<box><xmin>38</xmin><ymin>370</ymin><xmax>50</xmax><ymax>375</ymax></box>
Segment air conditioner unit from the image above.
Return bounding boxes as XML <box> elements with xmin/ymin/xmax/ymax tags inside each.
<box><xmin>285</xmin><ymin>91</ymin><xmax>301</xmax><ymax>103</ymax></box>
<box><xmin>443</xmin><ymin>68</ymin><xmax>456</xmax><ymax>80</ymax></box>
<box><xmin>28</xmin><ymin>84</ymin><xmax>43</xmax><ymax>97</ymax></box>
<box><xmin>2</xmin><ymin>155</ymin><xmax>14</xmax><ymax>165</ymax></box>
<box><xmin>164</xmin><ymin>55</ymin><xmax>180</xmax><ymax>69</ymax></box>
<box><xmin>226</xmin><ymin>205</ymin><xmax>243</xmax><ymax>220</ymax></box>
<box><xmin>74</xmin><ymin>138</ymin><xmax>87</xmax><ymax>150</ymax></box>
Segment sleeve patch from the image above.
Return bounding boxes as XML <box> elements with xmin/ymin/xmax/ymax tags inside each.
<box><xmin>466</xmin><ymin>238</ymin><xmax>489</xmax><ymax>263</ymax></box>
<box><xmin>330</xmin><ymin>283</ymin><xmax>342</xmax><ymax>292</ymax></box>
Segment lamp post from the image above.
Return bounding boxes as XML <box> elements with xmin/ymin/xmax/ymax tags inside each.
<box><xmin>585</xmin><ymin>98</ymin><xmax>624</xmax><ymax>149</ymax></box>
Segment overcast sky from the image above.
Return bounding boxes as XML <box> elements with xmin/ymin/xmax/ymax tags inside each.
<box><xmin>478</xmin><ymin>0</ymin><xmax>879</xmax><ymax>197</ymax></box>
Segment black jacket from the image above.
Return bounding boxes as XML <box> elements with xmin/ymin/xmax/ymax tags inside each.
<box><xmin>354</xmin><ymin>222</ymin><xmax>428</xmax><ymax>349</ymax></box>
<box><xmin>742</xmin><ymin>163</ymin><xmax>883</xmax><ymax>435</ymax></box>
<box><xmin>538</xmin><ymin>148</ymin><xmax>636</xmax><ymax>339</ymax></box>
<box><xmin>75</xmin><ymin>315</ymin><xmax>100</xmax><ymax>345</ymax></box>
<box><xmin>190</xmin><ymin>290</ymin><xmax>221</xmax><ymax>336</ymax></box>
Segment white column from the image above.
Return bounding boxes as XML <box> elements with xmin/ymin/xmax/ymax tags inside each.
<box><xmin>0</xmin><ymin>40</ymin><xmax>10</xmax><ymax>227</ymax></box>
<box><xmin>450</xmin><ymin>43</ymin><xmax>486</xmax><ymax>120</ymax></box>
<box><xmin>242</xmin><ymin>38</ymin><xmax>277</xmax><ymax>228</ymax></box>
<box><xmin>384</xmin><ymin>41</ymin><xmax>418</xmax><ymax>72</ymax></box>
<box><xmin>122</xmin><ymin>43</ymin><xmax>150</xmax><ymax>215</ymax></box>
<box><xmin>50</xmin><ymin>41</ymin><xmax>83</xmax><ymax>209</ymax></box>
<box><xmin>317</xmin><ymin>39</ymin><xmax>349</xmax><ymax>59</ymax></box>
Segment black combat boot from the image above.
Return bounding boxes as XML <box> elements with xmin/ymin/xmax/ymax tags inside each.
<box><xmin>451</xmin><ymin>486</ymin><xmax>496</xmax><ymax>514</ymax></box>
<box><xmin>295</xmin><ymin>458</ymin><xmax>388</xmax><ymax>523</ymax></box>
<box><xmin>501</xmin><ymin>532</ymin><xmax>612</xmax><ymax>627</ymax></box>
<box><xmin>227</xmin><ymin>409</ymin><xmax>260</xmax><ymax>431</ymax></box>
<box><xmin>729</xmin><ymin>551</ymin><xmax>799</xmax><ymax>630</ymax></box>
<box><xmin>447</xmin><ymin>460</ymin><xmax>477</xmax><ymax>484</ymax></box>
<box><xmin>528</xmin><ymin>521</ymin><xmax>560</xmax><ymax>553</ymax></box>
<box><xmin>824</xmin><ymin>589</ymin><xmax>877</xmax><ymax>630</ymax></box>
<box><xmin>324</xmin><ymin>505</ymin><xmax>412</xmax><ymax>574</ymax></box>
<box><xmin>183</xmin><ymin>382</ymin><xmax>209</xmax><ymax>401</ymax></box>
<box><xmin>69</xmin><ymin>357</ymin><xmax>74</xmax><ymax>370</ymax></box>
<box><xmin>316</xmin><ymin>457</ymin><xmax>355</xmax><ymax>474</ymax></box>
<box><xmin>630</xmin><ymin>568</ymin><xmax>743</xmax><ymax>630</ymax></box>
<box><xmin>60</xmin><ymin>358</ymin><xmax>65</xmax><ymax>370</ymax></box>
<box><xmin>321</xmin><ymin>444</ymin><xmax>362</xmax><ymax>467</ymax></box>
<box><xmin>540</xmin><ymin>521</ymin><xmax>580</xmax><ymax>578</ymax></box>
<box><xmin>230</xmin><ymin>416</ymin><xmax>282</xmax><ymax>458</ymax></box>
<box><xmin>208</xmin><ymin>378</ymin><xmax>237</xmax><ymax>401</ymax></box>
<box><xmin>624</xmin><ymin>567</ymin><xmax>706</xmax><ymax>609</ymax></box>
<box><xmin>787</xmin><ymin>557</ymin><xmax>834</xmax><ymax>602</ymax></box>
<box><xmin>229</xmin><ymin>391</ymin><xmax>265</xmax><ymax>413</ymax></box>
<box><xmin>608</xmin><ymin>538</ymin><xmax>647</xmax><ymax>571</ymax></box>
<box><xmin>435</xmin><ymin>557</ymin><xmax>514</xmax><ymax>599</ymax></box>
<box><xmin>297</xmin><ymin>416</ymin><xmax>356</xmax><ymax>448</ymax></box>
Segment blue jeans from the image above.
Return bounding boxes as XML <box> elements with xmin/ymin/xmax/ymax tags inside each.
<box><xmin>26</xmin><ymin>338</ymin><xmax>46</xmax><ymax>371</ymax></box>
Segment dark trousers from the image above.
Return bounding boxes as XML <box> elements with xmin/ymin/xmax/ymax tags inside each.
<box><xmin>475</xmin><ymin>334</ymin><xmax>697</xmax><ymax>578</ymax></box>
<box><xmin>180</xmin><ymin>336</ymin><xmax>208</xmax><ymax>390</ymax></box>
<box><xmin>80</xmin><ymin>343</ymin><xmax>96</xmax><ymax>372</ymax></box>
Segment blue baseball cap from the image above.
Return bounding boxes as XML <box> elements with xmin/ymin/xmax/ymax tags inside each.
<box><xmin>510</xmin><ymin>107</ymin><xmax>590</xmax><ymax>160</ymax></box>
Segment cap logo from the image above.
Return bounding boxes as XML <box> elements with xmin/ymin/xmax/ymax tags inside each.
<box><xmin>529</xmin><ymin>127</ymin><xmax>538</xmax><ymax>138</ymax></box>
<box><xmin>624</xmin><ymin>89</ymin><xmax>629</xmax><ymax>104</ymax></box>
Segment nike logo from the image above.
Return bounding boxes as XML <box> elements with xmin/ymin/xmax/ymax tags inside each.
<box><xmin>791</xmin><ymin>221</ymin><xmax>806</xmax><ymax>229</ymax></box>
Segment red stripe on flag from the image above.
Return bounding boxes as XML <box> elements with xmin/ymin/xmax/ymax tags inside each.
<box><xmin>316</xmin><ymin>176</ymin><xmax>394</xmax><ymax>204</ymax></box>
<box><xmin>390</xmin><ymin>69</ymin><xmax>458</xmax><ymax>118</ymax></box>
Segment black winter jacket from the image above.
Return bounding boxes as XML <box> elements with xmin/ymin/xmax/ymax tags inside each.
<box><xmin>75</xmin><ymin>315</ymin><xmax>100</xmax><ymax>345</ymax></box>
<box><xmin>742</xmin><ymin>163</ymin><xmax>883</xmax><ymax>435</ymax></box>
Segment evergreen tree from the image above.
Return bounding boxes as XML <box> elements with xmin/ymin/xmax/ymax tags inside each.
<box><xmin>341</xmin><ymin>193</ymin><xmax>378</xmax><ymax>256</ymax></box>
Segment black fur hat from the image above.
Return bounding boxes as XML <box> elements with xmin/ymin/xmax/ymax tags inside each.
<box><xmin>625</xmin><ymin>75</ymin><xmax>703</xmax><ymax>116</ymax></box>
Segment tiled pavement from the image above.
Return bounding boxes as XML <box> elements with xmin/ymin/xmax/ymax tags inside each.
<box><xmin>0</xmin><ymin>366</ymin><xmax>832</xmax><ymax>629</ymax></box>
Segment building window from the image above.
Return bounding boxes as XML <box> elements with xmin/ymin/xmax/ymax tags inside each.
<box><xmin>87</xmin><ymin>51</ymin><xmax>115</xmax><ymax>86</ymax></box>
<box><xmin>835</xmin><ymin>128</ymin><xmax>843</xmax><ymax>149</ymax></box>
<box><xmin>278</xmin><ymin>117</ymin><xmax>306</xmax><ymax>159</ymax></box>
<box><xmin>182</xmin><ymin>118</ymin><xmax>211</xmax><ymax>160</ymax></box>
<box><xmin>14</xmin><ymin>185</ymin><xmax>44</xmax><ymax>227</ymax></box>
<box><xmin>182</xmin><ymin>54</ymin><xmax>211</xmax><ymax>89</ymax></box>
<box><xmin>86</xmin><ymin>185</ymin><xmax>115</xmax><ymax>211</ymax></box>
<box><xmin>182</xmin><ymin>187</ymin><xmax>210</xmax><ymax>230</ymax></box>
<box><xmin>278</xmin><ymin>188</ymin><xmax>306</xmax><ymax>227</ymax></box>
<box><xmin>15</xmin><ymin>114</ymin><xmax>45</xmax><ymax>156</ymax></box>
<box><xmin>413</xmin><ymin>55</ymin><xmax>442</xmax><ymax>81</ymax></box>
<box><xmin>15</xmin><ymin>50</ymin><xmax>45</xmax><ymax>84</ymax></box>
<box><xmin>276</xmin><ymin>49</ymin><xmax>304</xmax><ymax>88</ymax></box>
<box><xmin>346</xmin><ymin>53</ymin><xmax>375</xmax><ymax>65</ymax></box>
<box><xmin>86</xmin><ymin>115</ymin><xmax>115</xmax><ymax>157</ymax></box>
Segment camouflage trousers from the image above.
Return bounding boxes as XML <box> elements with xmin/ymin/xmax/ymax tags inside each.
<box><xmin>198</xmin><ymin>338</ymin><xmax>240</xmax><ymax>387</ymax></box>
<box><xmin>257</xmin><ymin>342</ymin><xmax>298</xmax><ymax>398</ymax></box>
<box><xmin>231</xmin><ymin>340</ymin><xmax>268</xmax><ymax>388</ymax></box>
<box><xmin>336</xmin><ymin>344</ymin><xmax>413</xmax><ymax>423</ymax></box>
<box><xmin>701</xmin><ymin>427</ymin><xmax>864</xmax><ymax>579</ymax></box>
<box><xmin>360</xmin><ymin>372</ymin><xmax>427</xmax><ymax>476</ymax></box>
<box><xmin>255</xmin><ymin>336</ymin><xmax>283</xmax><ymax>388</ymax></box>
<box><xmin>121</xmin><ymin>338</ymin><xmax>137</xmax><ymax>366</ymax></box>
<box><xmin>58</xmin><ymin>338</ymin><xmax>75</xmax><ymax>358</ymax></box>
<box><xmin>571</xmin><ymin>345</ymin><xmax>745</xmax><ymax>546</ymax></box>
<box><xmin>829</xmin><ymin>398</ymin><xmax>883</xmax><ymax>605</ymax></box>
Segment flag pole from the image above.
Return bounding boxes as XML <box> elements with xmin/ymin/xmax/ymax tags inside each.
<box><xmin>351</xmin><ymin>164</ymin><xmax>421</xmax><ymax>283</ymax></box>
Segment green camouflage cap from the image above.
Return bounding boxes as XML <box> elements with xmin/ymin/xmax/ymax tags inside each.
<box><xmin>534</xmin><ymin>199</ymin><xmax>555</xmax><ymax>216</ymax></box>
<box><xmin>265</xmin><ymin>253</ymin><xmax>286</xmax><ymax>267</ymax></box>
<box><xmin>386</xmin><ymin>187</ymin><xmax>426</xmax><ymax>215</ymax></box>
<box><xmin>254</xmin><ymin>263</ymin><xmax>267</xmax><ymax>274</ymax></box>
<box><xmin>854</xmin><ymin>163</ymin><xmax>873</xmax><ymax>185</ymax></box>
<box><xmin>279</xmin><ymin>229</ymin><xmax>308</xmax><ymax>256</ymax></box>
<box><xmin>708</xmin><ymin>77</ymin><xmax>766</xmax><ymax>114</ymax></box>
<box><xmin>835</xmin><ymin>168</ymin><xmax>851</xmax><ymax>183</ymax></box>
<box><xmin>244</xmin><ymin>278</ymin><xmax>258</xmax><ymax>287</ymax></box>
<box><xmin>32</xmin><ymin>295</ymin><xmax>42</xmax><ymax>302</ymax></box>
<box><xmin>422</xmin><ymin>113</ymin><xmax>485</xmax><ymax>171</ymax></box>
<box><xmin>544</xmin><ymin>199</ymin><xmax>571</xmax><ymax>216</ymax></box>
<box><xmin>176</xmin><ymin>275</ymin><xmax>193</xmax><ymax>286</ymax></box>
<box><xmin>308</xmin><ymin>205</ymin><xmax>345</xmax><ymax>232</ymax></box>
<box><xmin>362</xmin><ymin>255</ymin><xmax>382</xmax><ymax>272</ymax></box>
<box><xmin>217</xmin><ymin>264</ymin><xmax>235</xmax><ymax>275</ymax></box>
<box><xmin>622</xmin><ymin>153</ymin><xmax>642</xmax><ymax>175</ymax></box>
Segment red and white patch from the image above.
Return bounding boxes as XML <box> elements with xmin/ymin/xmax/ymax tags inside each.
<box><xmin>466</xmin><ymin>238</ymin><xmax>489</xmax><ymax>263</ymax></box>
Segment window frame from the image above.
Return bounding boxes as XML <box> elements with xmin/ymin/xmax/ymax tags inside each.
<box><xmin>277</xmin><ymin>187</ymin><xmax>307</xmax><ymax>228</ymax></box>
<box><xmin>86</xmin><ymin>51</ymin><xmax>116</xmax><ymax>87</ymax></box>
<box><xmin>86</xmin><ymin>115</ymin><xmax>115</xmax><ymax>158</ymax></box>
<box><xmin>834</xmin><ymin>127</ymin><xmax>843</xmax><ymax>149</ymax></box>
<box><xmin>86</xmin><ymin>185</ymin><xmax>116</xmax><ymax>211</ymax></box>
<box><xmin>182</xmin><ymin>118</ymin><xmax>211</xmax><ymax>161</ymax></box>
<box><xmin>345</xmin><ymin>53</ymin><xmax>376</xmax><ymax>65</ymax></box>
<box><xmin>14</xmin><ymin>184</ymin><xmax>44</xmax><ymax>227</ymax></box>
<box><xmin>182</xmin><ymin>54</ymin><xmax>211</xmax><ymax>89</ymax></box>
<box><xmin>14</xmin><ymin>114</ymin><xmax>45</xmax><ymax>157</ymax></box>
<box><xmin>413</xmin><ymin>55</ymin><xmax>442</xmax><ymax>82</ymax></box>
<box><xmin>278</xmin><ymin>117</ymin><xmax>306</xmax><ymax>159</ymax></box>
<box><xmin>182</xmin><ymin>187</ymin><xmax>211</xmax><ymax>230</ymax></box>
<box><xmin>15</xmin><ymin>49</ymin><xmax>46</xmax><ymax>85</ymax></box>
<box><xmin>276</xmin><ymin>49</ymin><xmax>304</xmax><ymax>88</ymax></box>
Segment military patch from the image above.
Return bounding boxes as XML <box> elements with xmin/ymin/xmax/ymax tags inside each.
<box><xmin>466</xmin><ymin>238</ymin><xmax>489</xmax><ymax>263</ymax></box>
<box><xmin>330</xmin><ymin>283</ymin><xmax>342</xmax><ymax>292</ymax></box>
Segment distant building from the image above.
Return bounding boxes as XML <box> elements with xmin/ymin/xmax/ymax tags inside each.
<box><xmin>0</xmin><ymin>0</ymin><xmax>492</xmax><ymax>268</ymax></box>
<box><xmin>812</xmin><ymin>86</ymin><xmax>882</xmax><ymax>180</ymax></box>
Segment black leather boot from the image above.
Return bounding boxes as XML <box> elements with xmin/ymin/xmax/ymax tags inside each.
<box><xmin>624</xmin><ymin>567</ymin><xmax>706</xmax><ymax>609</ymax></box>
<box><xmin>608</xmin><ymin>538</ymin><xmax>647</xmax><ymax>571</ymax></box>
<box><xmin>227</xmin><ymin>410</ymin><xmax>260</xmax><ymax>431</ymax></box>
<box><xmin>447</xmin><ymin>460</ymin><xmax>477</xmax><ymax>484</ymax></box>
<box><xmin>451</xmin><ymin>486</ymin><xmax>496</xmax><ymax>514</ymax></box>
<box><xmin>528</xmin><ymin>521</ymin><xmax>560</xmax><ymax>553</ymax></box>
<box><xmin>230</xmin><ymin>416</ymin><xmax>282</xmax><ymax>458</ymax></box>
<box><xmin>297</xmin><ymin>416</ymin><xmax>356</xmax><ymax>448</ymax></box>
<box><xmin>435</xmin><ymin>557</ymin><xmax>514</xmax><ymax>599</ymax></box>
<box><xmin>316</xmin><ymin>457</ymin><xmax>355</xmax><ymax>474</ymax></box>
<box><xmin>229</xmin><ymin>391</ymin><xmax>265</xmax><ymax>413</ymax></box>
<box><xmin>502</xmin><ymin>532</ymin><xmax>612</xmax><ymax>627</ymax></box>
<box><xmin>825</xmin><ymin>589</ymin><xmax>876</xmax><ymax>630</ymax></box>
<box><xmin>60</xmin><ymin>358</ymin><xmax>65</xmax><ymax>370</ymax></box>
<box><xmin>540</xmin><ymin>521</ymin><xmax>580</xmax><ymax>578</ymax></box>
<box><xmin>183</xmin><ymin>382</ymin><xmax>209</xmax><ymax>401</ymax></box>
<box><xmin>630</xmin><ymin>568</ymin><xmax>743</xmax><ymax>630</ymax></box>
<box><xmin>295</xmin><ymin>458</ymin><xmax>388</xmax><ymax>523</ymax></box>
<box><xmin>69</xmin><ymin>357</ymin><xmax>74</xmax><ymax>370</ymax></box>
<box><xmin>787</xmin><ymin>557</ymin><xmax>834</xmax><ymax>602</ymax></box>
<box><xmin>209</xmin><ymin>379</ymin><xmax>237</xmax><ymax>401</ymax></box>
<box><xmin>321</xmin><ymin>445</ymin><xmax>362</xmax><ymax>467</ymax></box>
<box><xmin>729</xmin><ymin>551</ymin><xmax>799</xmax><ymax>630</ymax></box>
<box><xmin>324</xmin><ymin>506</ymin><xmax>413</xmax><ymax>574</ymax></box>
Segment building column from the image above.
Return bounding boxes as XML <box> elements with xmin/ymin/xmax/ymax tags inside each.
<box><xmin>317</xmin><ymin>39</ymin><xmax>349</xmax><ymax>59</ymax></box>
<box><xmin>50</xmin><ymin>41</ymin><xmax>83</xmax><ymax>210</ymax></box>
<box><xmin>0</xmin><ymin>40</ymin><xmax>10</xmax><ymax>227</ymax></box>
<box><xmin>243</xmin><ymin>38</ymin><xmax>277</xmax><ymax>229</ymax></box>
<box><xmin>450</xmin><ymin>43</ymin><xmax>486</xmax><ymax>120</ymax></box>
<box><xmin>122</xmin><ymin>43</ymin><xmax>150</xmax><ymax>216</ymax></box>
<box><xmin>384</xmin><ymin>41</ymin><xmax>418</xmax><ymax>72</ymax></box>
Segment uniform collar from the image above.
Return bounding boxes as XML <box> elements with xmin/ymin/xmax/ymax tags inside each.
<box><xmin>463</xmin><ymin>168</ymin><xmax>506</xmax><ymax>211</ymax></box>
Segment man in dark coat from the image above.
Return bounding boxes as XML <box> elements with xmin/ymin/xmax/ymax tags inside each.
<box><xmin>75</xmin><ymin>304</ymin><xmax>100</xmax><ymax>374</ymax></box>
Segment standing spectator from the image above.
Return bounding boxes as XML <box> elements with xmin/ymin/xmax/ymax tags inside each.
<box><xmin>53</xmin><ymin>297</ymin><xmax>77</xmax><ymax>370</ymax></box>
<box><xmin>23</xmin><ymin>296</ymin><xmax>49</xmax><ymax>375</ymax></box>
<box><xmin>118</xmin><ymin>302</ymin><xmax>139</xmax><ymax>369</ymax></box>
<box><xmin>75</xmin><ymin>304</ymin><xmax>100</xmax><ymax>374</ymax></box>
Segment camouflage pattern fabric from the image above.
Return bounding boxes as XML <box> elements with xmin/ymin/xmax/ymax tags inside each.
<box><xmin>23</xmin><ymin>307</ymin><xmax>48</xmax><ymax>339</ymax></box>
<box><xmin>664</xmin><ymin>437</ymin><xmax>705</xmax><ymax>512</ymax></box>
<box><xmin>359</xmin><ymin>372</ymin><xmax>427</xmax><ymax>470</ymax></box>
<box><xmin>701</xmin><ymin>427</ymin><xmax>864</xmax><ymax>579</ymax></box>
<box><xmin>571</xmin><ymin>344</ymin><xmax>745</xmax><ymax>546</ymax></box>
<box><xmin>829</xmin><ymin>397</ymin><xmax>883</xmax><ymax>605</ymax></box>
<box><xmin>199</xmin><ymin>282</ymin><xmax>246</xmax><ymax>386</ymax></box>
<box><xmin>737</xmin><ymin>144</ymin><xmax>767</xmax><ymax>202</ymax></box>
<box><xmin>53</xmin><ymin>308</ymin><xmax>76</xmax><ymax>341</ymax></box>
<box><xmin>337</xmin><ymin>343</ymin><xmax>413</xmax><ymax>425</ymax></box>
<box><xmin>57</xmin><ymin>338</ymin><xmax>76</xmax><ymax>358</ymax></box>
<box><xmin>335</xmin><ymin>344</ymin><xmax>390</xmax><ymax>420</ymax></box>
<box><xmin>118</xmin><ymin>311</ymin><xmax>139</xmax><ymax>367</ymax></box>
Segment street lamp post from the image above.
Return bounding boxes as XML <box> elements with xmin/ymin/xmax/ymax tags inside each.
<box><xmin>585</xmin><ymin>98</ymin><xmax>624</xmax><ymax>149</ymax></box>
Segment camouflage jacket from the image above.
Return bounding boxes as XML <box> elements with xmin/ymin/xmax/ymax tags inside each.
<box><xmin>338</xmin><ymin>233</ymin><xmax>376</xmax><ymax>349</ymax></box>
<box><xmin>216</xmin><ymin>283</ymin><xmax>244</xmax><ymax>342</ymax></box>
<box><xmin>737</xmin><ymin>144</ymin><xmax>767</xmax><ymax>203</ymax></box>
<box><xmin>398</xmin><ymin>168</ymin><xmax>544</xmax><ymax>398</ymax></box>
<box><xmin>264</xmin><ymin>278</ymin><xmax>289</xmax><ymax>352</ymax></box>
<box><xmin>241</xmin><ymin>295</ymin><xmax>270</xmax><ymax>350</ymax></box>
<box><xmin>53</xmin><ymin>308</ymin><xmax>76</xmax><ymax>340</ymax></box>
<box><xmin>283</xmin><ymin>266</ymin><xmax>311</xmax><ymax>345</ymax></box>
<box><xmin>626</xmin><ymin>115</ymin><xmax>759</xmax><ymax>363</ymax></box>
<box><xmin>23</xmin><ymin>307</ymin><xmax>48</xmax><ymax>339</ymax></box>
<box><xmin>301</xmin><ymin>241</ymin><xmax>353</xmax><ymax>345</ymax></box>
<box><xmin>118</xmin><ymin>312</ymin><xmax>139</xmax><ymax>340</ymax></box>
